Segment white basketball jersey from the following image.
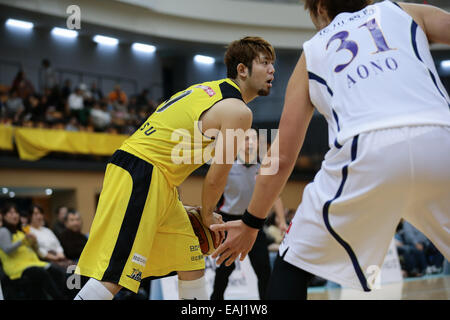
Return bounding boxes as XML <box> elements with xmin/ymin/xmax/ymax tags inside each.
<box><xmin>303</xmin><ymin>0</ymin><xmax>450</xmax><ymax>147</ymax></box>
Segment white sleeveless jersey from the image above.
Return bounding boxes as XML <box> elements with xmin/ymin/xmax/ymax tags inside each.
<box><xmin>303</xmin><ymin>0</ymin><xmax>450</xmax><ymax>147</ymax></box>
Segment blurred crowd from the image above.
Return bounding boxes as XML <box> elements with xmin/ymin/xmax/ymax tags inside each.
<box><xmin>395</xmin><ymin>220</ymin><xmax>445</xmax><ymax>278</ymax></box>
<box><xmin>0</xmin><ymin>202</ymin><xmax>88</xmax><ymax>299</ymax></box>
<box><xmin>0</xmin><ymin>201</ymin><xmax>448</xmax><ymax>300</ymax></box>
<box><xmin>0</xmin><ymin>59</ymin><xmax>158</xmax><ymax>134</ymax></box>
<box><xmin>0</xmin><ymin>202</ymin><xmax>152</xmax><ymax>300</ymax></box>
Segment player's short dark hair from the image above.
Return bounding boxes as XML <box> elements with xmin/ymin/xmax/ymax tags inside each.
<box><xmin>303</xmin><ymin>0</ymin><xmax>373</xmax><ymax>21</ymax></box>
<box><xmin>224</xmin><ymin>36</ymin><xmax>276</xmax><ymax>79</ymax></box>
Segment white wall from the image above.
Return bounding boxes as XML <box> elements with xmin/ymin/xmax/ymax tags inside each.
<box><xmin>0</xmin><ymin>0</ymin><xmax>316</xmax><ymax>49</ymax></box>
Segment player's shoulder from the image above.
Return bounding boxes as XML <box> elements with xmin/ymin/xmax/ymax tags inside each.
<box><xmin>213</xmin><ymin>97</ymin><xmax>251</xmax><ymax>118</ymax></box>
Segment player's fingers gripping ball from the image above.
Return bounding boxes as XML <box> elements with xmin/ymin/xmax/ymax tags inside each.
<box><xmin>186</xmin><ymin>208</ymin><xmax>218</xmax><ymax>256</ymax></box>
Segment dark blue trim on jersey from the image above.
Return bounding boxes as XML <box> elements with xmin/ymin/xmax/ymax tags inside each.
<box><xmin>307</xmin><ymin>73</ymin><xmax>342</xmax><ymax>147</ymax></box>
<box><xmin>332</xmin><ymin>109</ymin><xmax>343</xmax><ymax>148</ymax></box>
<box><xmin>411</xmin><ymin>21</ymin><xmax>450</xmax><ymax>108</ymax></box>
<box><xmin>392</xmin><ymin>2</ymin><xmax>402</xmax><ymax>10</ymax></box>
<box><xmin>308</xmin><ymin>72</ymin><xmax>334</xmax><ymax>96</ymax></box>
<box><xmin>428</xmin><ymin>70</ymin><xmax>450</xmax><ymax>105</ymax></box>
<box><xmin>410</xmin><ymin>21</ymin><xmax>423</xmax><ymax>63</ymax></box>
<box><xmin>322</xmin><ymin>135</ymin><xmax>371</xmax><ymax>292</ymax></box>
<box><xmin>332</xmin><ymin>109</ymin><xmax>341</xmax><ymax>131</ymax></box>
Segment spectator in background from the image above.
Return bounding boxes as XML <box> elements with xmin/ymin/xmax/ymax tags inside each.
<box><xmin>90</xmin><ymin>101</ymin><xmax>112</xmax><ymax>131</ymax></box>
<box><xmin>45</xmin><ymin>104</ymin><xmax>65</xmax><ymax>126</ymax></box>
<box><xmin>4</xmin><ymin>90</ymin><xmax>24</xmax><ymax>122</ymax></box>
<box><xmin>67</xmin><ymin>85</ymin><xmax>84</xmax><ymax>112</ymax></box>
<box><xmin>67</xmin><ymin>84</ymin><xmax>89</xmax><ymax>125</ymax></box>
<box><xmin>402</xmin><ymin>221</ymin><xmax>444</xmax><ymax>274</ymax></box>
<box><xmin>264</xmin><ymin>207</ymin><xmax>290</xmax><ymax>254</ymax></box>
<box><xmin>65</xmin><ymin>116</ymin><xmax>80</xmax><ymax>132</ymax></box>
<box><xmin>11</xmin><ymin>70</ymin><xmax>34</xmax><ymax>101</ymax></box>
<box><xmin>21</xmin><ymin>94</ymin><xmax>44</xmax><ymax>124</ymax></box>
<box><xmin>0</xmin><ymin>85</ymin><xmax>9</xmax><ymax>119</ymax></box>
<box><xmin>0</xmin><ymin>202</ymin><xmax>66</xmax><ymax>299</ymax></box>
<box><xmin>135</xmin><ymin>88</ymin><xmax>149</xmax><ymax>110</ymax></box>
<box><xmin>89</xmin><ymin>82</ymin><xmax>103</xmax><ymax>101</ymax></box>
<box><xmin>60</xmin><ymin>79</ymin><xmax>72</xmax><ymax>101</ymax></box>
<box><xmin>28</xmin><ymin>204</ymin><xmax>71</xmax><ymax>268</ymax></box>
<box><xmin>108</xmin><ymin>84</ymin><xmax>128</xmax><ymax>108</ymax></box>
<box><xmin>58</xmin><ymin>210</ymin><xmax>87</xmax><ymax>261</ymax></box>
<box><xmin>395</xmin><ymin>222</ymin><xmax>427</xmax><ymax>277</ymax></box>
<box><xmin>39</xmin><ymin>59</ymin><xmax>57</xmax><ymax>92</ymax></box>
<box><xmin>19</xmin><ymin>210</ymin><xmax>29</xmax><ymax>230</ymax></box>
<box><xmin>52</xmin><ymin>205</ymin><xmax>68</xmax><ymax>239</ymax></box>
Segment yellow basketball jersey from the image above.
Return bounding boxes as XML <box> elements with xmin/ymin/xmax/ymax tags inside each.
<box><xmin>120</xmin><ymin>78</ymin><xmax>243</xmax><ymax>186</ymax></box>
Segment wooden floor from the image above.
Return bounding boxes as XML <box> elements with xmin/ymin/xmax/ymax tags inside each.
<box><xmin>307</xmin><ymin>275</ymin><xmax>450</xmax><ymax>300</ymax></box>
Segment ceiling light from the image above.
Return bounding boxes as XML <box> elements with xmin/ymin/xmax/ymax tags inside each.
<box><xmin>194</xmin><ymin>55</ymin><xmax>215</xmax><ymax>65</ymax></box>
<box><xmin>93</xmin><ymin>35</ymin><xmax>118</xmax><ymax>46</ymax></box>
<box><xmin>51</xmin><ymin>27</ymin><xmax>78</xmax><ymax>38</ymax></box>
<box><xmin>6</xmin><ymin>18</ymin><xmax>34</xmax><ymax>30</ymax></box>
<box><xmin>441</xmin><ymin>60</ymin><xmax>450</xmax><ymax>70</ymax></box>
<box><xmin>132</xmin><ymin>42</ymin><xmax>156</xmax><ymax>53</ymax></box>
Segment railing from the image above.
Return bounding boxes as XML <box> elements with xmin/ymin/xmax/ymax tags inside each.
<box><xmin>0</xmin><ymin>59</ymin><xmax>147</xmax><ymax>97</ymax></box>
<box><xmin>55</xmin><ymin>67</ymin><xmax>139</xmax><ymax>96</ymax></box>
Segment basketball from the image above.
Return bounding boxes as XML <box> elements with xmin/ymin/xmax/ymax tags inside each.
<box><xmin>186</xmin><ymin>208</ymin><xmax>217</xmax><ymax>256</ymax></box>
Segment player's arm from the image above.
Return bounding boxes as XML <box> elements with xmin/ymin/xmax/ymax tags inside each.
<box><xmin>201</xmin><ymin>99</ymin><xmax>252</xmax><ymax>235</ymax></box>
<box><xmin>211</xmin><ymin>53</ymin><xmax>315</xmax><ymax>265</ymax></box>
<box><xmin>247</xmin><ymin>52</ymin><xmax>314</xmax><ymax>220</ymax></box>
<box><xmin>398</xmin><ymin>2</ymin><xmax>450</xmax><ymax>45</ymax></box>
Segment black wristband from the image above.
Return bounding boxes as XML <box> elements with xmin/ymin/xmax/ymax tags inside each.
<box><xmin>242</xmin><ymin>209</ymin><xmax>266</xmax><ymax>230</ymax></box>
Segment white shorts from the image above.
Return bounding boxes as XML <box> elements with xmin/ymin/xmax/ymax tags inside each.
<box><xmin>279</xmin><ymin>125</ymin><xmax>450</xmax><ymax>291</ymax></box>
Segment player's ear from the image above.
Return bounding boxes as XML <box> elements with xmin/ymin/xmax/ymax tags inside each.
<box><xmin>236</xmin><ymin>63</ymin><xmax>249</xmax><ymax>79</ymax></box>
<box><xmin>316</xmin><ymin>0</ymin><xmax>329</xmax><ymax>22</ymax></box>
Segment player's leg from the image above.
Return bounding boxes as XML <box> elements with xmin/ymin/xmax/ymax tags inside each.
<box><xmin>74</xmin><ymin>279</ymin><xmax>119</xmax><ymax>300</ymax></box>
<box><xmin>403</xmin><ymin>126</ymin><xmax>450</xmax><ymax>261</ymax></box>
<box><xmin>143</xmin><ymin>180</ymin><xmax>206</xmax><ymax>299</ymax></box>
<box><xmin>248</xmin><ymin>229</ymin><xmax>271</xmax><ymax>299</ymax></box>
<box><xmin>266</xmin><ymin>252</ymin><xmax>313</xmax><ymax>300</ymax></box>
<box><xmin>177</xmin><ymin>269</ymin><xmax>208</xmax><ymax>300</ymax></box>
<box><xmin>277</xmin><ymin>132</ymin><xmax>410</xmax><ymax>293</ymax></box>
<box><xmin>210</xmin><ymin>213</ymin><xmax>236</xmax><ymax>300</ymax></box>
<box><xmin>75</xmin><ymin>150</ymin><xmax>156</xmax><ymax>299</ymax></box>
<box><xmin>210</xmin><ymin>261</ymin><xmax>236</xmax><ymax>300</ymax></box>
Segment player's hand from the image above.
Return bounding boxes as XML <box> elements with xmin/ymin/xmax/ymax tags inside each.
<box><xmin>201</xmin><ymin>211</ymin><xmax>225</xmax><ymax>248</ymax></box>
<box><xmin>210</xmin><ymin>220</ymin><xmax>258</xmax><ymax>266</ymax></box>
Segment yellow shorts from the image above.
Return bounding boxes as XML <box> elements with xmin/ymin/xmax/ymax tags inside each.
<box><xmin>76</xmin><ymin>150</ymin><xmax>204</xmax><ymax>293</ymax></box>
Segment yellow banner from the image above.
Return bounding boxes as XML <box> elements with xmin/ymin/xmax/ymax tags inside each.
<box><xmin>13</xmin><ymin>127</ymin><xmax>128</xmax><ymax>161</ymax></box>
<box><xmin>0</xmin><ymin>125</ymin><xmax>14</xmax><ymax>150</ymax></box>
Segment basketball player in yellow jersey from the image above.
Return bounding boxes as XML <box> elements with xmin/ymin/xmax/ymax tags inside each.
<box><xmin>74</xmin><ymin>37</ymin><xmax>276</xmax><ymax>300</ymax></box>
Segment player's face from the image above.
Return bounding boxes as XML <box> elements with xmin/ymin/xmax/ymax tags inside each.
<box><xmin>238</xmin><ymin>131</ymin><xmax>258</xmax><ymax>164</ymax></box>
<box><xmin>249</xmin><ymin>53</ymin><xmax>275</xmax><ymax>96</ymax></box>
<box><xmin>244</xmin><ymin>132</ymin><xmax>258</xmax><ymax>161</ymax></box>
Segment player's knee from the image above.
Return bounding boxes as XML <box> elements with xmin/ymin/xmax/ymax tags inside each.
<box><xmin>177</xmin><ymin>269</ymin><xmax>205</xmax><ymax>281</ymax></box>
